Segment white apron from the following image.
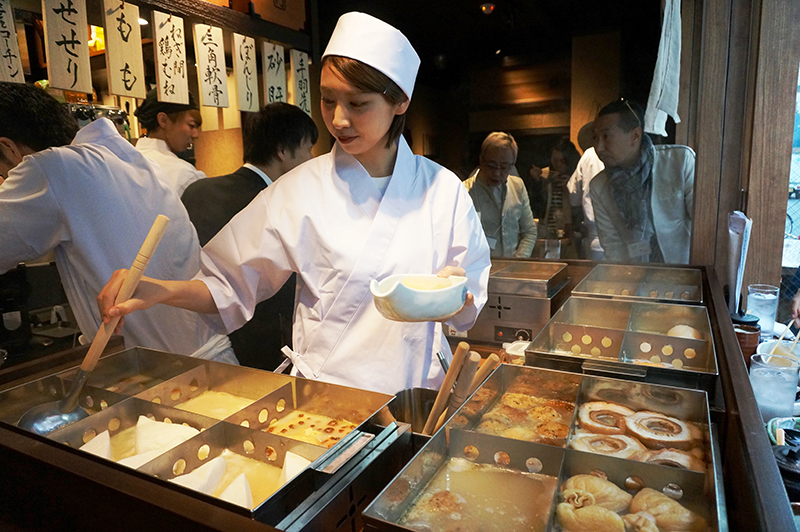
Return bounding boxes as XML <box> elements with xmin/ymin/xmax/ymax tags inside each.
<box><xmin>198</xmin><ymin>139</ymin><xmax>491</xmax><ymax>394</ymax></box>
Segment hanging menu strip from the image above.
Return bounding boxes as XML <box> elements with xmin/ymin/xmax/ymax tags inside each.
<box><xmin>262</xmin><ymin>42</ymin><xmax>286</xmax><ymax>104</ymax></box>
<box><xmin>103</xmin><ymin>0</ymin><xmax>145</xmax><ymax>99</ymax></box>
<box><xmin>42</xmin><ymin>0</ymin><xmax>92</xmax><ymax>93</ymax></box>
<box><xmin>194</xmin><ymin>23</ymin><xmax>228</xmax><ymax>108</ymax></box>
<box><xmin>152</xmin><ymin>11</ymin><xmax>189</xmax><ymax>105</ymax></box>
<box><xmin>289</xmin><ymin>48</ymin><xmax>310</xmax><ymax>117</ymax></box>
<box><xmin>232</xmin><ymin>33</ymin><xmax>257</xmax><ymax>112</ymax></box>
<box><xmin>0</xmin><ymin>0</ymin><xmax>23</xmax><ymax>83</ymax></box>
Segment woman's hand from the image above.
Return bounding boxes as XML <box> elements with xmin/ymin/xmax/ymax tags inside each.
<box><xmin>97</xmin><ymin>269</ymin><xmax>167</xmax><ymax>334</ymax></box>
<box><xmin>437</xmin><ymin>266</ymin><xmax>474</xmax><ymax>319</ymax></box>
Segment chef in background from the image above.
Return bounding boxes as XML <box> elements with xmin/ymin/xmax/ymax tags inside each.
<box><xmin>134</xmin><ymin>89</ymin><xmax>206</xmax><ymax>196</ymax></box>
<box><xmin>99</xmin><ymin>12</ymin><xmax>491</xmax><ymax>394</ymax></box>
<box><xmin>0</xmin><ymin>82</ymin><xmax>235</xmax><ymax>363</ymax></box>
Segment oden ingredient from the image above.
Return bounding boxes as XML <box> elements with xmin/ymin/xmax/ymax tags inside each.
<box><xmin>401</xmin><ymin>276</ymin><xmax>452</xmax><ymax>290</ymax></box>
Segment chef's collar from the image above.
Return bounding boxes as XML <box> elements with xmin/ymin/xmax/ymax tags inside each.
<box><xmin>243</xmin><ymin>163</ymin><xmax>273</xmax><ymax>186</ymax></box>
<box><xmin>322</xmin><ymin>12</ymin><xmax>420</xmax><ymax>99</ymax></box>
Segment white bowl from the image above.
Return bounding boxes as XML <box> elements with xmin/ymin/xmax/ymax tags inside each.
<box><xmin>756</xmin><ymin>340</ymin><xmax>800</xmax><ymax>361</ymax></box>
<box><xmin>370</xmin><ymin>274</ymin><xmax>468</xmax><ymax>322</ymax></box>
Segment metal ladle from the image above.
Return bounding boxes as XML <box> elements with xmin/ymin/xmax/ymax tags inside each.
<box><xmin>18</xmin><ymin>215</ymin><xmax>170</xmax><ymax>435</ymax></box>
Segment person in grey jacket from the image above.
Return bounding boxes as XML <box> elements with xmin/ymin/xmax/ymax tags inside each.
<box><xmin>464</xmin><ymin>132</ymin><xmax>538</xmax><ymax>258</ymax></box>
<box><xmin>590</xmin><ymin>99</ymin><xmax>695</xmax><ymax>263</ymax></box>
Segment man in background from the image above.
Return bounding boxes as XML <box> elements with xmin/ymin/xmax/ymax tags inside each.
<box><xmin>464</xmin><ymin>132</ymin><xmax>537</xmax><ymax>258</ymax></box>
<box><xmin>590</xmin><ymin>99</ymin><xmax>695</xmax><ymax>263</ymax></box>
<box><xmin>0</xmin><ymin>82</ymin><xmax>234</xmax><ymax>362</ymax></box>
<box><xmin>181</xmin><ymin>102</ymin><xmax>318</xmax><ymax>370</ymax></box>
<box><xmin>134</xmin><ymin>89</ymin><xmax>206</xmax><ymax>196</ymax></box>
<box><xmin>567</xmin><ymin>121</ymin><xmax>606</xmax><ymax>260</ymax></box>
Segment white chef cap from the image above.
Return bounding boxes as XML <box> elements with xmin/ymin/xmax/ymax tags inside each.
<box><xmin>322</xmin><ymin>12</ymin><xmax>421</xmax><ymax>100</ymax></box>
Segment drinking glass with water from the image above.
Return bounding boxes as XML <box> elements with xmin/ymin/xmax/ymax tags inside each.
<box><xmin>747</xmin><ymin>284</ymin><xmax>779</xmax><ymax>340</ymax></box>
<box><xmin>749</xmin><ymin>353</ymin><xmax>800</xmax><ymax>422</ymax></box>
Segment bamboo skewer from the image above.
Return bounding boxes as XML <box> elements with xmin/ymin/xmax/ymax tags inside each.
<box><xmin>422</xmin><ymin>341</ymin><xmax>469</xmax><ymax>435</ymax></box>
<box><xmin>770</xmin><ymin>320</ymin><xmax>795</xmax><ymax>354</ymax></box>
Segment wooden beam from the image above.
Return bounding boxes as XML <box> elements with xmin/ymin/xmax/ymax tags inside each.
<box><xmin>742</xmin><ymin>0</ymin><xmax>800</xmax><ymax>288</ymax></box>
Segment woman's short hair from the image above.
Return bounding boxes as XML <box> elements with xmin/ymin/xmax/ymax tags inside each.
<box><xmin>481</xmin><ymin>132</ymin><xmax>518</xmax><ymax>161</ymax></box>
<box><xmin>322</xmin><ymin>55</ymin><xmax>408</xmax><ymax>148</ymax></box>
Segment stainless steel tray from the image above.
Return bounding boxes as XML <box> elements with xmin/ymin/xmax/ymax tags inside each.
<box><xmin>364</xmin><ymin>365</ymin><xmax>721</xmax><ymax>531</ymax></box>
<box><xmin>488</xmin><ymin>260</ymin><xmax>569</xmax><ymax>297</ymax></box>
<box><xmin>572</xmin><ymin>264</ymin><xmax>703</xmax><ymax>304</ymax></box>
<box><xmin>528</xmin><ymin>297</ymin><xmax>717</xmax><ymax>390</ymax></box>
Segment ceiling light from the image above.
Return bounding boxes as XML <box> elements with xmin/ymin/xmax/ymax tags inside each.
<box><xmin>480</xmin><ymin>3</ymin><xmax>495</xmax><ymax>15</ymax></box>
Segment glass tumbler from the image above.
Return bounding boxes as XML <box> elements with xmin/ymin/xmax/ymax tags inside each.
<box><xmin>749</xmin><ymin>353</ymin><xmax>800</xmax><ymax>422</ymax></box>
<box><xmin>747</xmin><ymin>284</ymin><xmax>780</xmax><ymax>340</ymax></box>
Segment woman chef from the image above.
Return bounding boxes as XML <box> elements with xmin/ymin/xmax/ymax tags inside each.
<box><xmin>99</xmin><ymin>12</ymin><xmax>491</xmax><ymax>394</ymax></box>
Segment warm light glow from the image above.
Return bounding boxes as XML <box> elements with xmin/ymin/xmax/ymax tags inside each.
<box><xmin>88</xmin><ymin>25</ymin><xmax>105</xmax><ymax>52</ymax></box>
<box><xmin>495</xmin><ymin>49</ymin><xmax>501</xmax><ymax>55</ymax></box>
<box><xmin>138</xmin><ymin>18</ymin><xmax>148</xmax><ymax>25</ymax></box>
<box><xmin>480</xmin><ymin>3</ymin><xmax>495</xmax><ymax>15</ymax></box>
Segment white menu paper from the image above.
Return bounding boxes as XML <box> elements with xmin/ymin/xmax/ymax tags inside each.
<box><xmin>262</xmin><ymin>42</ymin><xmax>286</xmax><ymax>104</ymax></box>
<box><xmin>0</xmin><ymin>0</ymin><xmax>24</xmax><ymax>83</ymax></box>
<box><xmin>152</xmin><ymin>11</ymin><xmax>189</xmax><ymax>104</ymax></box>
<box><xmin>42</xmin><ymin>0</ymin><xmax>92</xmax><ymax>93</ymax></box>
<box><xmin>232</xmin><ymin>33</ymin><xmax>257</xmax><ymax>112</ymax></box>
<box><xmin>289</xmin><ymin>48</ymin><xmax>310</xmax><ymax>116</ymax></box>
<box><xmin>103</xmin><ymin>0</ymin><xmax>145</xmax><ymax>99</ymax></box>
<box><xmin>193</xmin><ymin>23</ymin><xmax>228</xmax><ymax>108</ymax></box>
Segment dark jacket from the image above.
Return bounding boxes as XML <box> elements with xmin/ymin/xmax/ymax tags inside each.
<box><xmin>181</xmin><ymin>166</ymin><xmax>295</xmax><ymax>370</ymax></box>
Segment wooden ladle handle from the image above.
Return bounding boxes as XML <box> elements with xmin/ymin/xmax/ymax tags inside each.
<box><xmin>80</xmin><ymin>215</ymin><xmax>170</xmax><ymax>372</ymax></box>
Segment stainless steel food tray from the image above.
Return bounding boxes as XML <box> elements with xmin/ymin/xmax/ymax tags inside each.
<box><xmin>572</xmin><ymin>264</ymin><xmax>703</xmax><ymax>304</ymax></box>
<box><xmin>364</xmin><ymin>365</ymin><xmax>722</xmax><ymax>531</ymax></box>
<box><xmin>488</xmin><ymin>260</ymin><xmax>569</xmax><ymax>297</ymax></box>
<box><xmin>363</xmin><ymin>428</ymin><xmax>564</xmax><ymax>531</ymax></box>
<box><xmin>527</xmin><ymin>297</ymin><xmax>717</xmax><ymax>390</ymax></box>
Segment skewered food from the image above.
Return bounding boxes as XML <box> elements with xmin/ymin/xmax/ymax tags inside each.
<box><xmin>625</xmin><ymin>411</ymin><xmax>695</xmax><ymax>450</ymax></box>
<box><xmin>578</xmin><ymin>401</ymin><xmax>635</xmax><ymax>435</ymax></box>
<box><xmin>628</xmin><ymin>488</ymin><xmax>709</xmax><ymax>532</ymax></box>
<box><xmin>560</xmin><ymin>474</ymin><xmax>632</xmax><ymax>512</ymax></box>
<box><xmin>570</xmin><ymin>432</ymin><xmax>646</xmax><ymax>459</ymax></box>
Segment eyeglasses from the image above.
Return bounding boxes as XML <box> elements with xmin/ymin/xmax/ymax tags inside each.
<box><xmin>484</xmin><ymin>162</ymin><xmax>513</xmax><ymax>173</ymax></box>
<box><xmin>621</xmin><ymin>98</ymin><xmax>642</xmax><ymax>128</ymax></box>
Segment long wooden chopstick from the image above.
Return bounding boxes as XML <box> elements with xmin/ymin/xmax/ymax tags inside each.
<box><xmin>422</xmin><ymin>341</ymin><xmax>469</xmax><ymax>435</ymax></box>
<box><xmin>433</xmin><ymin>351</ymin><xmax>482</xmax><ymax>433</ymax></box>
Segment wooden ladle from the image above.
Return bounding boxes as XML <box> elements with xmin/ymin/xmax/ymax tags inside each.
<box><xmin>18</xmin><ymin>215</ymin><xmax>170</xmax><ymax>435</ymax></box>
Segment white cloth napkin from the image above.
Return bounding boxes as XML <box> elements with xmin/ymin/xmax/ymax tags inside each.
<box><xmin>644</xmin><ymin>0</ymin><xmax>682</xmax><ymax>136</ymax></box>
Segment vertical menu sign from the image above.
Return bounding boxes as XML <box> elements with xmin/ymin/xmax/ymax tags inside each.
<box><xmin>232</xmin><ymin>33</ymin><xmax>257</xmax><ymax>112</ymax></box>
<box><xmin>262</xmin><ymin>42</ymin><xmax>286</xmax><ymax>104</ymax></box>
<box><xmin>289</xmin><ymin>49</ymin><xmax>310</xmax><ymax>116</ymax></box>
<box><xmin>194</xmin><ymin>24</ymin><xmax>228</xmax><ymax>108</ymax></box>
<box><xmin>0</xmin><ymin>0</ymin><xmax>23</xmax><ymax>83</ymax></box>
<box><xmin>103</xmin><ymin>0</ymin><xmax>145</xmax><ymax>99</ymax></box>
<box><xmin>152</xmin><ymin>11</ymin><xmax>188</xmax><ymax>104</ymax></box>
<box><xmin>42</xmin><ymin>0</ymin><xmax>91</xmax><ymax>93</ymax></box>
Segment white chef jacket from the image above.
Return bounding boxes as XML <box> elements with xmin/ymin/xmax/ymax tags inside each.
<box><xmin>135</xmin><ymin>137</ymin><xmax>205</xmax><ymax>196</ymax></box>
<box><xmin>0</xmin><ymin>118</ymin><xmax>234</xmax><ymax>361</ymax></box>
<box><xmin>567</xmin><ymin>148</ymin><xmax>606</xmax><ymax>260</ymax></box>
<box><xmin>197</xmin><ymin>138</ymin><xmax>492</xmax><ymax>394</ymax></box>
